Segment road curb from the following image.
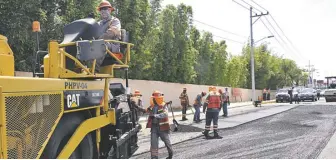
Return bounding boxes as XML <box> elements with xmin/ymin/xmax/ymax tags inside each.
<box><xmin>132</xmin><ymin>104</ymin><xmax>299</xmax><ymax>157</ymax></box>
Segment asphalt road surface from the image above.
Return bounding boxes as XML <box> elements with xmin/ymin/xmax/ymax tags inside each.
<box><xmin>132</xmin><ymin>100</ymin><xmax>336</xmax><ymax>159</ymax></box>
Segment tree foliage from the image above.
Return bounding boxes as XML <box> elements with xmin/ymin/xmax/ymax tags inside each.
<box><xmin>0</xmin><ymin>0</ymin><xmax>306</xmax><ymax>89</ymax></box>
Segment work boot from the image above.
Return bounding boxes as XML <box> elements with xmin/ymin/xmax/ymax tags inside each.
<box><xmin>182</xmin><ymin>117</ymin><xmax>188</xmax><ymax>121</ymax></box>
<box><xmin>214</xmin><ymin>131</ymin><xmax>223</xmax><ymax>139</ymax></box>
<box><xmin>202</xmin><ymin>130</ymin><xmax>210</xmax><ymax>138</ymax></box>
<box><xmin>166</xmin><ymin>154</ymin><xmax>173</xmax><ymax>159</ymax></box>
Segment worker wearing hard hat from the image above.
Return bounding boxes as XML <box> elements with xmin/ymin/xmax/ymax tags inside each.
<box><xmin>193</xmin><ymin>91</ymin><xmax>206</xmax><ymax>123</ymax></box>
<box><xmin>130</xmin><ymin>90</ymin><xmax>145</xmax><ymax>120</ymax></box>
<box><xmin>97</xmin><ymin>0</ymin><xmax>121</xmax><ymax>46</ymax></box>
<box><xmin>145</xmin><ymin>91</ymin><xmax>173</xmax><ymax>159</ymax></box>
<box><xmin>179</xmin><ymin>88</ymin><xmax>189</xmax><ymax>121</ymax></box>
<box><xmin>202</xmin><ymin>86</ymin><xmax>222</xmax><ymax>139</ymax></box>
<box><xmin>92</xmin><ymin>0</ymin><xmax>121</xmax><ymax>70</ymax></box>
<box><xmin>130</xmin><ymin>90</ymin><xmax>143</xmax><ymax>108</ymax></box>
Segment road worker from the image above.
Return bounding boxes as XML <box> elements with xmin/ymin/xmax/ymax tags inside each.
<box><xmin>130</xmin><ymin>90</ymin><xmax>143</xmax><ymax>108</ymax></box>
<box><xmin>267</xmin><ymin>88</ymin><xmax>271</xmax><ymax>100</ymax></box>
<box><xmin>87</xmin><ymin>0</ymin><xmax>122</xmax><ymax>71</ymax></box>
<box><xmin>202</xmin><ymin>86</ymin><xmax>222</xmax><ymax>139</ymax></box>
<box><xmin>130</xmin><ymin>90</ymin><xmax>144</xmax><ymax>120</ymax></box>
<box><xmin>288</xmin><ymin>87</ymin><xmax>293</xmax><ymax>104</ymax></box>
<box><xmin>219</xmin><ymin>88</ymin><xmax>230</xmax><ymax>117</ymax></box>
<box><xmin>263</xmin><ymin>88</ymin><xmax>267</xmax><ymax>101</ymax></box>
<box><xmin>146</xmin><ymin>91</ymin><xmax>173</xmax><ymax>159</ymax></box>
<box><xmin>193</xmin><ymin>91</ymin><xmax>206</xmax><ymax>123</ymax></box>
<box><xmin>179</xmin><ymin>88</ymin><xmax>189</xmax><ymax>121</ymax></box>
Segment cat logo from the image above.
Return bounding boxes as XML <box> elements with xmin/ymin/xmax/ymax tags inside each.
<box><xmin>67</xmin><ymin>94</ymin><xmax>80</xmax><ymax>108</ymax></box>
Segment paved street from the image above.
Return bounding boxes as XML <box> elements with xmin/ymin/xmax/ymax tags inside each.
<box><xmin>133</xmin><ymin>98</ymin><xmax>336</xmax><ymax>159</ymax></box>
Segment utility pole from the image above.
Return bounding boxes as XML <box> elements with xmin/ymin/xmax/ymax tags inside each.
<box><xmin>250</xmin><ymin>7</ymin><xmax>269</xmax><ymax>102</ymax></box>
<box><xmin>306</xmin><ymin>60</ymin><xmax>315</xmax><ymax>88</ymax></box>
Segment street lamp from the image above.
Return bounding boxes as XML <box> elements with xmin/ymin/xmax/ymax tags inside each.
<box><xmin>254</xmin><ymin>35</ymin><xmax>274</xmax><ymax>45</ymax></box>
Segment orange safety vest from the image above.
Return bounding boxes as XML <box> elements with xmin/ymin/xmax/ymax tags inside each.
<box><xmin>207</xmin><ymin>92</ymin><xmax>221</xmax><ymax>109</ymax></box>
<box><xmin>146</xmin><ymin>104</ymin><xmax>170</xmax><ymax>131</ymax></box>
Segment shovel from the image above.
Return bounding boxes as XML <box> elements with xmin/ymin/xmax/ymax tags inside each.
<box><xmin>188</xmin><ymin>104</ymin><xmax>194</xmax><ymax>114</ymax></box>
<box><xmin>167</xmin><ymin>101</ymin><xmax>179</xmax><ymax>132</ymax></box>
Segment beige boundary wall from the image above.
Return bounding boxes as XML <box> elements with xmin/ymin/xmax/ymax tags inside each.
<box><xmin>13</xmin><ymin>71</ymin><xmax>276</xmax><ymax>108</ymax></box>
<box><xmin>111</xmin><ymin>78</ymin><xmax>276</xmax><ymax>109</ymax></box>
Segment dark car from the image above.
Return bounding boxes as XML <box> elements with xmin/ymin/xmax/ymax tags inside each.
<box><xmin>298</xmin><ymin>88</ymin><xmax>317</xmax><ymax>102</ymax></box>
<box><xmin>276</xmin><ymin>89</ymin><xmax>290</xmax><ymax>103</ymax></box>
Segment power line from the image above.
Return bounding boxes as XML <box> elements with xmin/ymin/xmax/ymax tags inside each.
<box><xmin>259</xmin><ymin>18</ymin><xmax>289</xmax><ymax>56</ymax></box>
<box><xmin>260</xmin><ymin>17</ymin><xmax>301</xmax><ymax>61</ymax></box>
<box><xmin>269</xmin><ymin>14</ymin><xmax>303</xmax><ymax>57</ymax></box>
<box><xmin>245</xmin><ymin>0</ymin><xmax>305</xmax><ymax>60</ymax></box>
<box><xmin>212</xmin><ymin>35</ymin><xmax>245</xmax><ymax>44</ymax></box>
<box><xmin>264</xmin><ymin>16</ymin><xmax>306</xmax><ymax>60</ymax></box>
<box><xmin>250</xmin><ymin>0</ymin><xmax>268</xmax><ymax>12</ymax></box>
<box><xmin>239</xmin><ymin>0</ymin><xmax>305</xmax><ymax>61</ymax></box>
<box><xmin>193</xmin><ymin>19</ymin><xmax>247</xmax><ymax>38</ymax></box>
<box><xmin>232</xmin><ymin>0</ymin><xmax>250</xmax><ymax>11</ymax></box>
<box><xmin>240</xmin><ymin>0</ymin><xmax>263</xmax><ymax>13</ymax></box>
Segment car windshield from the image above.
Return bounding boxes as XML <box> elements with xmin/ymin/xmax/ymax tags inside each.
<box><xmin>301</xmin><ymin>89</ymin><xmax>314</xmax><ymax>93</ymax></box>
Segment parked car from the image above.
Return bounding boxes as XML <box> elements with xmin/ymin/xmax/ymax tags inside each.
<box><xmin>292</xmin><ymin>88</ymin><xmax>300</xmax><ymax>102</ymax></box>
<box><xmin>324</xmin><ymin>89</ymin><xmax>336</xmax><ymax>102</ymax></box>
<box><xmin>320</xmin><ymin>89</ymin><xmax>326</xmax><ymax>97</ymax></box>
<box><xmin>298</xmin><ymin>88</ymin><xmax>317</xmax><ymax>102</ymax></box>
<box><xmin>276</xmin><ymin>89</ymin><xmax>290</xmax><ymax>103</ymax></box>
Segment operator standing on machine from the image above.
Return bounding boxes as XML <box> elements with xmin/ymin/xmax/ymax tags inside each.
<box><xmin>89</xmin><ymin>0</ymin><xmax>122</xmax><ymax>71</ymax></box>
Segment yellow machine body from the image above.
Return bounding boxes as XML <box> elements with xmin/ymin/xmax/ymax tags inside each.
<box><xmin>0</xmin><ymin>33</ymin><xmax>137</xmax><ymax>159</ymax></box>
<box><xmin>0</xmin><ymin>35</ymin><xmax>14</xmax><ymax>76</ymax></box>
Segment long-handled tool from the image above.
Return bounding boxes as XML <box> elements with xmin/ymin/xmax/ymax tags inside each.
<box><xmin>167</xmin><ymin>101</ymin><xmax>179</xmax><ymax>132</ymax></box>
<box><xmin>188</xmin><ymin>104</ymin><xmax>194</xmax><ymax>114</ymax></box>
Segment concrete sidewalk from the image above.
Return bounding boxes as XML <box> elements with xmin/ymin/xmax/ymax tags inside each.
<box><xmin>138</xmin><ymin>100</ymin><xmax>275</xmax><ymax>123</ymax></box>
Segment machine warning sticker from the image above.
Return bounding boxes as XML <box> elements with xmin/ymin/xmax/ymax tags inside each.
<box><xmin>64</xmin><ymin>90</ymin><xmax>104</xmax><ymax>110</ymax></box>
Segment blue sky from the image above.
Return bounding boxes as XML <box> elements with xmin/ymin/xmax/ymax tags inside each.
<box><xmin>162</xmin><ymin>0</ymin><xmax>336</xmax><ymax>80</ymax></box>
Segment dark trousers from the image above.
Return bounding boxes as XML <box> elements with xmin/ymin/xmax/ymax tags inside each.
<box><xmin>222</xmin><ymin>103</ymin><xmax>228</xmax><ymax>116</ymax></box>
<box><xmin>205</xmin><ymin>109</ymin><xmax>219</xmax><ymax>132</ymax></box>
<box><xmin>182</xmin><ymin>104</ymin><xmax>187</xmax><ymax>118</ymax></box>
<box><xmin>193</xmin><ymin>106</ymin><xmax>201</xmax><ymax>121</ymax></box>
<box><xmin>150</xmin><ymin>131</ymin><xmax>173</xmax><ymax>159</ymax></box>
<box><xmin>263</xmin><ymin>93</ymin><xmax>267</xmax><ymax>100</ymax></box>
<box><xmin>289</xmin><ymin>94</ymin><xmax>293</xmax><ymax>104</ymax></box>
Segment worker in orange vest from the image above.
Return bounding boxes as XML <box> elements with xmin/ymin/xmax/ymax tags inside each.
<box><xmin>145</xmin><ymin>91</ymin><xmax>173</xmax><ymax>159</ymax></box>
<box><xmin>202</xmin><ymin>86</ymin><xmax>222</xmax><ymax>139</ymax></box>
